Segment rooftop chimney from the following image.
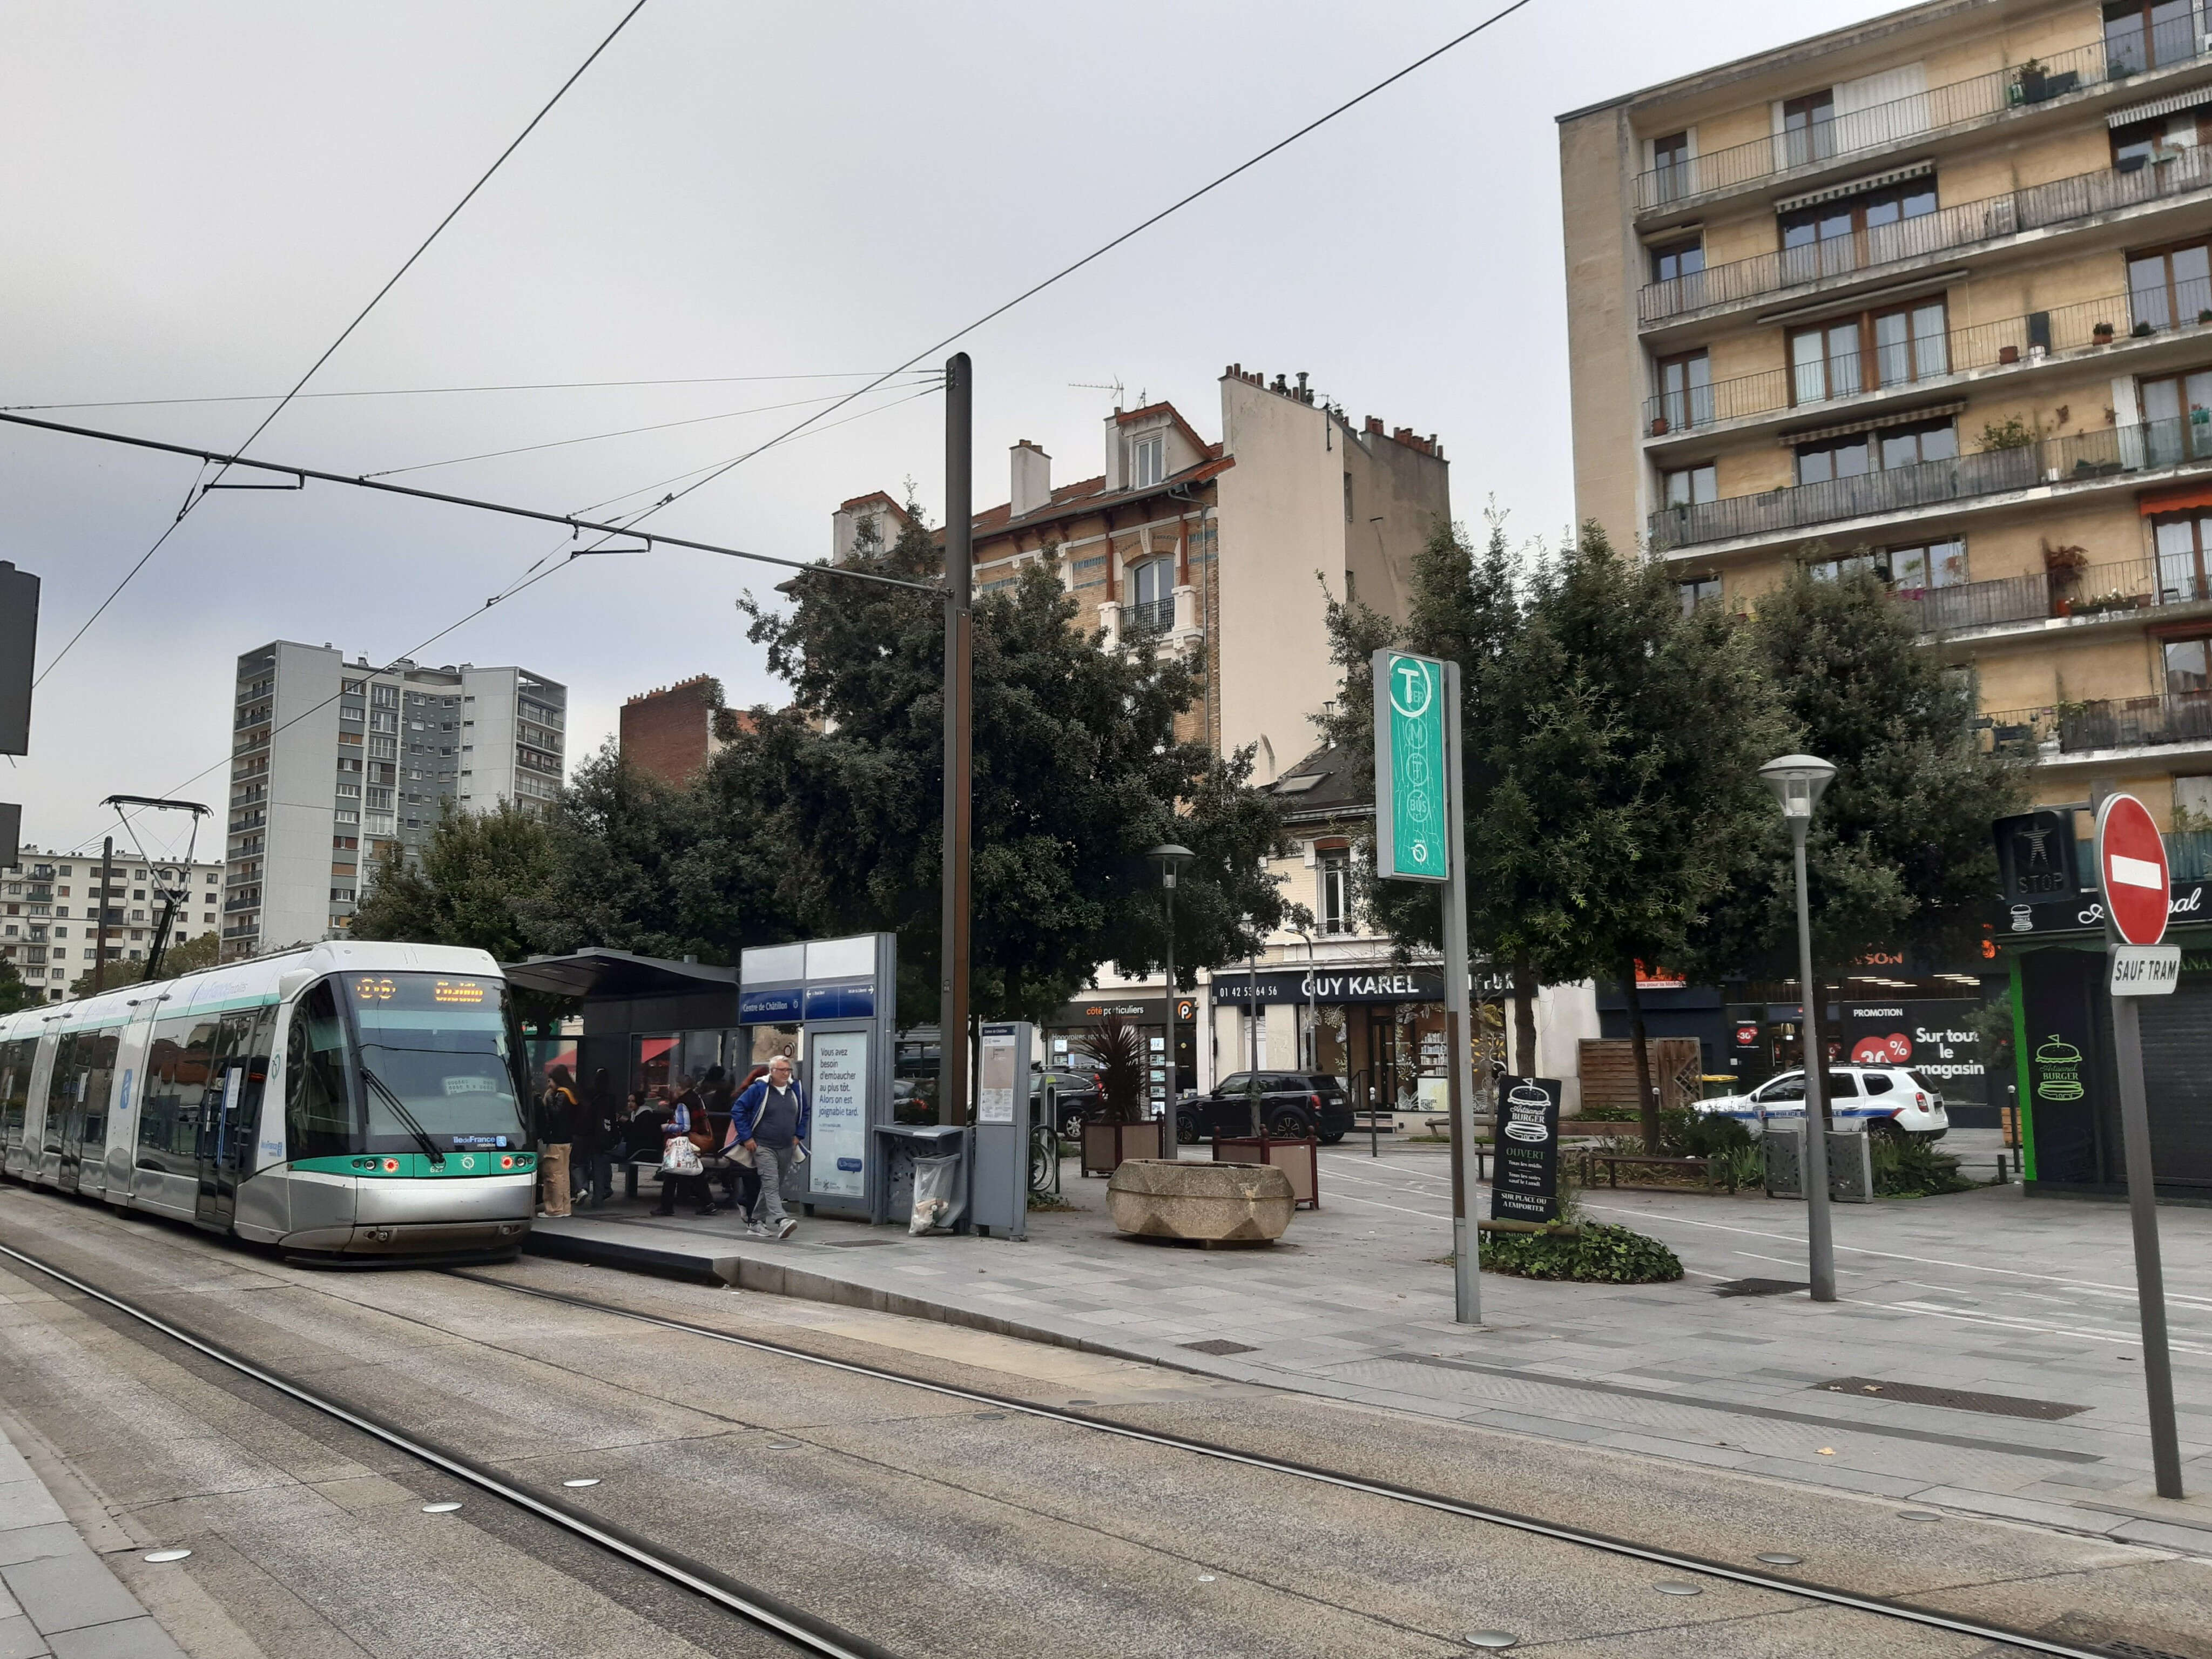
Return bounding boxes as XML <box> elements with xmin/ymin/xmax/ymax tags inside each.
<box><xmin>1010</xmin><ymin>439</ymin><xmax>1052</xmax><ymax>517</ymax></box>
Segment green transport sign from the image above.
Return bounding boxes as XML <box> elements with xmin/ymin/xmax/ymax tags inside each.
<box><xmin>1372</xmin><ymin>649</ymin><xmax>1449</xmax><ymax>884</ymax></box>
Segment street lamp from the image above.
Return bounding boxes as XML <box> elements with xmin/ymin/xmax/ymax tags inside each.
<box><xmin>1759</xmin><ymin>753</ymin><xmax>1838</xmax><ymax>1304</ymax></box>
<box><xmin>1148</xmin><ymin>844</ymin><xmax>1193</xmax><ymax>1158</ymax></box>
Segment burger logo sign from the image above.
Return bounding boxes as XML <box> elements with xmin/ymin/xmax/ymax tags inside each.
<box><xmin>1502</xmin><ymin>1083</ymin><xmax>1553</xmax><ymax>1143</ymax></box>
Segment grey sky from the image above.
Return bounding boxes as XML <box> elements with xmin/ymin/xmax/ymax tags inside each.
<box><xmin>3</xmin><ymin>0</ymin><xmax>1889</xmax><ymax>864</ymax></box>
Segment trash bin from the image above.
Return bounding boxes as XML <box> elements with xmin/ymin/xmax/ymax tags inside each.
<box><xmin>872</xmin><ymin>1123</ymin><xmax>968</xmax><ymax>1231</ymax></box>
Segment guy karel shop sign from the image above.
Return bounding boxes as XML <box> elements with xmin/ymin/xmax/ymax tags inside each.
<box><xmin>1212</xmin><ymin>968</ymin><xmax>1446</xmax><ymax>1005</ymax></box>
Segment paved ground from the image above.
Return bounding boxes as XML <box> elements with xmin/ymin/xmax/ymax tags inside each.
<box><xmin>534</xmin><ymin>1129</ymin><xmax>2212</xmax><ymax>1549</ymax></box>
<box><xmin>4</xmin><ymin>1182</ymin><xmax>2210</xmax><ymax>1657</ymax></box>
<box><xmin>0</xmin><ymin>1407</ymin><xmax>187</xmax><ymax>1658</ymax></box>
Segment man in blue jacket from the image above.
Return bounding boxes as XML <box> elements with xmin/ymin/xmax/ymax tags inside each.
<box><xmin>729</xmin><ymin>1053</ymin><xmax>807</xmax><ymax>1239</ymax></box>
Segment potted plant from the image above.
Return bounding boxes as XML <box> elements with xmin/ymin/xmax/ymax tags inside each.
<box><xmin>2042</xmin><ymin>540</ymin><xmax>2089</xmax><ymax>613</ymax></box>
<box><xmin>1075</xmin><ymin>1014</ymin><xmax>1163</xmax><ymax>1175</ymax></box>
<box><xmin>2197</xmin><ymin>308</ymin><xmax>2212</xmax><ymax>325</ymax></box>
<box><xmin>2134</xmin><ymin>320</ymin><xmax>2156</xmax><ymax>337</ymax></box>
<box><xmin>1650</xmin><ymin>415</ymin><xmax>1669</xmax><ymax>436</ymax></box>
<box><xmin>1998</xmin><ymin>343</ymin><xmax>2021</xmax><ymax>364</ymax></box>
<box><xmin>2094</xmin><ymin>321</ymin><xmax>2116</xmax><ymax>343</ymax></box>
<box><xmin>2014</xmin><ymin>57</ymin><xmax>2047</xmax><ymax>103</ymax></box>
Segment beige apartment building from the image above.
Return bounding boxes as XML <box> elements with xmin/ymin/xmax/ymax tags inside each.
<box><xmin>1562</xmin><ymin>0</ymin><xmax>2212</xmax><ymax>829</ymax></box>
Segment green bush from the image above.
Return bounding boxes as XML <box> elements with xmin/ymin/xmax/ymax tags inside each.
<box><xmin>1872</xmin><ymin>1137</ymin><xmax>1972</xmax><ymax>1198</ymax></box>
<box><xmin>1674</xmin><ymin>1111</ymin><xmax>1751</xmax><ymax>1158</ymax></box>
<box><xmin>1718</xmin><ymin>1139</ymin><xmax>1765</xmax><ymax>1191</ymax></box>
<box><xmin>1480</xmin><ymin>1222</ymin><xmax>1683</xmax><ymax>1284</ymax></box>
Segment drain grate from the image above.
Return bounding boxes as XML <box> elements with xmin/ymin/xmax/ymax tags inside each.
<box><xmin>815</xmin><ymin>1238</ymin><xmax>895</xmax><ymax>1249</ymax></box>
<box><xmin>1182</xmin><ymin>1339</ymin><xmax>1258</xmax><ymax>1356</ymax></box>
<box><xmin>1811</xmin><ymin>1376</ymin><xmax>2086</xmax><ymax>1421</ymax></box>
<box><xmin>1713</xmin><ymin>1278</ymin><xmax>1809</xmax><ymax>1298</ymax></box>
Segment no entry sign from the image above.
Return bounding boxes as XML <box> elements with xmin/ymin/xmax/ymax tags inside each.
<box><xmin>2096</xmin><ymin>794</ymin><xmax>2171</xmax><ymax>946</ymax></box>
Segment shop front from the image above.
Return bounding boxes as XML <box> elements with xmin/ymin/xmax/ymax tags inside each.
<box><xmin>1211</xmin><ymin>965</ymin><xmax>1452</xmax><ymax>1114</ymax></box>
<box><xmin>1043</xmin><ymin>992</ymin><xmax>1193</xmax><ymax>1111</ymax></box>
<box><xmin>2004</xmin><ymin>874</ymin><xmax>2212</xmax><ymax>1199</ymax></box>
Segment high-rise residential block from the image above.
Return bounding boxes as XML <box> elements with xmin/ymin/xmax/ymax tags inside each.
<box><xmin>2</xmin><ymin>841</ymin><xmax>224</xmax><ymax>1000</ymax></box>
<box><xmin>1561</xmin><ymin>0</ymin><xmax>2212</xmax><ymax>830</ymax></box>
<box><xmin>222</xmin><ymin>643</ymin><xmax>565</xmax><ymax>958</ymax></box>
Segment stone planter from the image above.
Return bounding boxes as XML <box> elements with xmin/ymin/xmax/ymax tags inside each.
<box><xmin>1107</xmin><ymin>1158</ymin><xmax>1293</xmax><ymax>1245</ymax></box>
<box><xmin>1080</xmin><ymin>1117</ymin><xmax>1163</xmax><ymax>1177</ymax></box>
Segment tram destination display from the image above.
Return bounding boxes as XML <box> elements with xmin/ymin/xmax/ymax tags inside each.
<box><xmin>1489</xmin><ymin>1075</ymin><xmax>1561</xmax><ymax>1224</ymax></box>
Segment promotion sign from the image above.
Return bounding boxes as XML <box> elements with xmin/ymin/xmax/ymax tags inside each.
<box><xmin>1373</xmin><ymin>650</ymin><xmax>1449</xmax><ymax>884</ymax></box>
<box><xmin>1489</xmin><ymin>1075</ymin><xmax>1561</xmax><ymax>1224</ymax></box>
<box><xmin>807</xmin><ymin>1030</ymin><xmax>869</xmax><ymax>1198</ymax></box>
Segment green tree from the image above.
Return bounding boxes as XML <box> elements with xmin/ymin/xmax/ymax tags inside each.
<box><xmin>731</xmin><ymin>502</ymin><xmax>1286</xmax><ymax>1024</ymax></box>
<box><xmin>1684</xmin><ymin>560</ymin><xmax>2026</xmax><ymax>985</ymax></box>
<box><xmin>353</xmin><ymin>800</ymin><xmax>556</xmax><ymax>961</ymax></box>
<box><xmin>0</xmin><ymin>959</ymin><xmax>39</xmax><ymax>1013</ymax></box>
<box><xmin>153</xmin><ymin>930</ymin><xmax>220</xmax><ymax>977</ymax></box>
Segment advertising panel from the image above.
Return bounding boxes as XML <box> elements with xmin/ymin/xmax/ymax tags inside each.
<box><xmin>808</xmin><ymin>1030</ymin><xmax>868</xmax><ymax>1198</ymax></box>
<box><xmin>1489</xmin><ymin>1075</ymin><xmax>1561</xmax><ymax>1224</ymax></box>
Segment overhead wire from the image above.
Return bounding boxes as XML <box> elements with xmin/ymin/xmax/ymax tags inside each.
<box><xmin>1</xmin><ymin>369</ymin><xmax>928</xmax><ymax>413</ymax></box>
<box><xmin>29</xmin><ymin>0</ymin><xmax>655</xmax><ymax>690</ymax></box>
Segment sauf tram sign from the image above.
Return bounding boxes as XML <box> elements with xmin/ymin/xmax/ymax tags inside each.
<box><xmin>1373</xmin><ymin>650</ymin><xmax>1449</xmax><ymax>884</ymax></box>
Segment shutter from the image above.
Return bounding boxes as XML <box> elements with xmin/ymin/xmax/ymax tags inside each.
<box><xmin>1833</xmin><ymin>63</ymin><xmax>1929</xmax><ymax>154</ymax></box>
<box><xmin>2138</xmin><ymin>976</ymin><xmax>2212</xmax><ymax>1188</ymax></box>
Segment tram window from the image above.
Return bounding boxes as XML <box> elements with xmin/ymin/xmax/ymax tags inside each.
<box><xmin>143</xmin><ymin>1019</ymin><xmax>216</xmax><ymax>1164</ymax></box>
<box><xmin>0</xmin><ymin>1038</ymin><xmax>33</xmax><ymax>1141</ymax></box>
<box><xmin>286</xmin><ymin>981</ymin><xmax>356</xmax><ymax>1159</ymax></box>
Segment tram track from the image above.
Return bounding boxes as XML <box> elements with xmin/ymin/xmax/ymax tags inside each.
<box><xmin>0</xmin><ymin>1238</ymin><xmax>898</xmax><ymax>1659</ymax></box>
<box><xmin>0</xmin><ymin>1216</ymin><xmax>2190</xmax><ymax>1658</ymax></box>
<box><xmin>442</xmin><ymin>1270</ymin><xmax>2163</xmax><ymax>1659</ymax></box>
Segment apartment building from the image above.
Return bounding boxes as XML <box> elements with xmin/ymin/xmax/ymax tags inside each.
<box><xmin>222</xmin><ymin>643</ymin><xmax>567</xmax><ymax>959</ymax></box>
<box><xmin>840</xmin><ymin>366</ymin><xmax>1451</xmax><ymax>783</ymax></box>
<box><xmin>1561</xmin><ymin>0</ymin><xmax>2212</xmax><ymax>831</ymax></box>
<box><xmin>2</xmin><ymin>841</ymin><xmax>224</xmax><ymax>1000</ymax></box>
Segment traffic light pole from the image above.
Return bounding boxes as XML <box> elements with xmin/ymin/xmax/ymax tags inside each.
<box><xmin>938</xmin><ymin>353</ymin><xmax>973</xmax><ymax>1130</ymax></box>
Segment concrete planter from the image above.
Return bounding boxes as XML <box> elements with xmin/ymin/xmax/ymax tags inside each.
<box><xmin>1107</xmin><ymin>1157</ymin><xmax>1294</xmax><ymax>1245</ymax></box>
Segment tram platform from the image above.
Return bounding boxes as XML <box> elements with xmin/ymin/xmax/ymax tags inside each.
<box><xmin>0</xmin><ymin>1412</ymin><xmax>187</xmax><ymax>1657</ymax></box>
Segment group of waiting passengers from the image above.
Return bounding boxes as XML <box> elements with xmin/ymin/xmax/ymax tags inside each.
<box><xmin>533</xmin><ymin>1057</ymin><xmax>808</xmax><ymax>1240</ymax></box>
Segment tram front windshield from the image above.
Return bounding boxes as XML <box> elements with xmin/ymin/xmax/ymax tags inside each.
<box><xmin>343</xmin><ymin>973</ymin><xmax>526</xmax><ymax>1153</ymax></box>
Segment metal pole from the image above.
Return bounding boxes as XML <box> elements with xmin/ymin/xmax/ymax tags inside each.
<box><xmin>1163</xmin><ymin>873</ymin><xmax>1176</xmax><ymax>1161</ymax></box>
<box><xmin>937</xmin><ymin>353</ymin><xmax>973</xmax><ymax>1130</ymax></box>
<box><xmin>1791</xmin><ymin>822</ymin><xmax>1836</xmax><ymax>1303</ymax></box>
<box><xmin>1442</xmin><ymin>660</ymin><xmax>1481</xmax><ymax>1325</ymax></box>
<box><xmin>92</xmin><ymin>837</ymin><xmax>112</xmax><ymax>994</ymax></box>
<box><xmin>1247</xmin><ymin>952</ymin><xmax>1261</xmax><ymax>1137</ymax></box>
<box><xmin>2110</xmin><ymin>969</ymin><xmax>2187</xmax><ymax>1496</ymax></box>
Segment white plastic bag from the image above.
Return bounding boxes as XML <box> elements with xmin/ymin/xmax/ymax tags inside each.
<box><xmin>909</xmin><ymin>1152</ymin><xmax>959</xmax><ymax>1235</ymax></box>
<box><xmin>660</xmin><ymin>1137</ymin><xmax>702</xmax><ymax>1176</ymax></box>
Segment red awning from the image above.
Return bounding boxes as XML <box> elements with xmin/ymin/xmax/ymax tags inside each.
<box><xmin>2137</xmin><ymin>482</ymin><xmax>2212</xmax><ymax>516</ymax></box>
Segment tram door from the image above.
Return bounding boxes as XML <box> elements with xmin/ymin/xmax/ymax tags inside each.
<box><xmin>195</xmin><ymin>1009</ymin><xmax>273</xmax><ymax>1229</ymax></box>
<box><xmin>45</xmin><ymin>1030</ymin><xmax>119</xmax><ymax>1195</ymax></box>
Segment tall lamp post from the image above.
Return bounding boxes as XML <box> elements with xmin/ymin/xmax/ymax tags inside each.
<box><xmin>1148</xmin><ymin>843</ymin><xmax>1192</xmax><ymax>1157</ymax></box>
<box><xmin>1760</xmin><ymin>753</ymin><xmax>1839</xmax><ymax>1304</ymax></box>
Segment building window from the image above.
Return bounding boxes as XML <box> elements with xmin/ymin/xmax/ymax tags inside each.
<box><xmin>2106</xmin><ymin>0</ymin><xmax>2192</xmax><ymax>76</ymax></box>
<box><xmin>1650</xmin><ymin>130</ymin><xmax>1691</xmax><ymax>201</ymax></box>
<box><xmin>1662</xmin><ymin>462</ymin><xmax>1717</xmax><ymax>507</ymax></box>
<box><xmin>1127</xmin><ymin>558</ymin><xmax>1175</xmax><ymax>637</ymax></box>
<box><xmin>2152</xmin><ymin>512</ymin><xmax>2212</xmax><ymax>602</ymax></box>
<box><xmin>2113</xmin><ymin>110</ymin><xmax>2203</xmax><ymax>174</ymax></box>
<box><xmin>1318</xmin><ymin>847</ymin><xmax>1351</xmax><ymax>935</ymax></box>
<box><xmin>2137</xmin><ymin>367</ymin><xmax>2212</xmax><ymax>464</ymax></box>
<box><xmin>1678</xmin><ymin>575</ymin><xmax>1723</xmax><ymax>613</ymax></box>
<box><xmin>1790</xmin><ymin>300</ymin><xmax>1947</xmax><ymax>404</ymax></box>
<box><xmin>1649</xmin><ymin>235</ymin><xmax>1704</xmax><ymax>287</ymax></box>
<box><xmin>1130</xmin><ymin>435</ymin><xmax>1164</xmax><ymax>489</ymax></box>
<box><xmin>1794</xmin><ymin>417</ymin><xmax>1956</xmax><ymax>484</ymax></box>
<box><xmin>1779</xmin><ymin>179</ymin><xmax>1937</xmax><ymax>278</ymax></box>
<box><xmin>2128</xmin><ymin>241</ymin><xmax>2212</xmax><ymax>331</ymax></box>
<box><xmin>1778</xmin><ymin>89</ymin><xmax>1836</xmax><ymax>170</ymax></box>
<box><xmin>1654</xmin><ymin>350</ymin><xmax>1711</xmax><ymax>430</ymax></box>
<box><xmin>2164</xmin><ymin>636</ymin><xmax>2212</xmax><ymax>695</ymax></box>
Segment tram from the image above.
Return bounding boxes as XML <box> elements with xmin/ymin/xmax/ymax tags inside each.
<box><xmin>0</xmin><ymin>940</ymin><xmax>536</xmax><ymax>1257</ymax></box>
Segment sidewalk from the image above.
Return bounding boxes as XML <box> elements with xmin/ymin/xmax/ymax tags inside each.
<box><xmin>0</xmin><ymin>1417</ymin><xmax>186</xmax><ymax>1658</ymax></box>
<box><xmin>531</xmin><ymin>1135</ymin><xmax>2212</xmax><ymax>1552</ymax></box>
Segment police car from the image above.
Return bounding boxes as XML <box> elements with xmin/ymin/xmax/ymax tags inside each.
<box><xmin>1697</xmin><ymin>1065</ymin><xmax>1948</xmax><ymax>1143</ymax></box>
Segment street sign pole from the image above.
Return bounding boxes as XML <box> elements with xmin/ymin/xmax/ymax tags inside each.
<box><xmin>1374</xmin><ymin>649</ymin><xmax>1478</xmax><ymax>1325</ymax></box>
<box><xmin>2096</xmin><ymin>793</ymin><xmax>2184</xmax><ymax>1499</ymax></box>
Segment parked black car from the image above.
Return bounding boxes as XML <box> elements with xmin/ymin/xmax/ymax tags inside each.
<box><xmin>1178</xmin><ymin>1072</ymin><xmax>1353</xmax><ymax>1144</ymax></box>
<box><xmin>1032</xmin><ymin>1067</ymin><xmax>1105</xmax><ymax>1136</ymax></box>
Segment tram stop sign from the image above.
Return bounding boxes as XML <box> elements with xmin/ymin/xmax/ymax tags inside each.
<box><xmin>1372</xmin><ymin>649</ymin><xmax>1449</xmax><ymax>884</ymax></box>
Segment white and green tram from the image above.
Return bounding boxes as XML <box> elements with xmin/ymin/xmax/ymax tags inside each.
<box><xmin>0</xmin><ymin>941</ymin><xmax>537</xmax><ymax>1257</ymax></box>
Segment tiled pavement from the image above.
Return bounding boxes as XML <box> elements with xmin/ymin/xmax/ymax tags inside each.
<box><xmin>533</xmin><ymin>1130</ymin><xmax>2212</xmax><ymax>1552</ymax></box>
<box><xmin>0</xmin><ymin>1417</ymin><xmax>186</xmax><ymax>1658</ymax></box>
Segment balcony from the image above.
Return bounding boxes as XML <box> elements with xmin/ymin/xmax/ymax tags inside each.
<box><xmin>1645</xmin><ymin>278</ymin><xmax>2212</xmax><ymax>436</ymax></box>
<box><xmin>1635</xmin><ymin>19</ymin><xmax>2210</xmax><ymax>214</ymax></box>
<box><xmin>1122</xmin><ymin>597</ymin><xmax>1175</xmax><ymax>640</ymax></box>
<box><xmin>1981</xmin><ymin>689</ymin><xmax>2212</xmax><ymax>760</ymax></box>
<box><xmin>1650</xmin><ymin>415</ymin><xmax>2212</xmax><ymax>551</ymax></box>
<box><xmin>2173</xmin><ymin>827</ymin><xmax>2212</xmax><ymax>880</ymax></box>
<box><xmin>1640</xmin><ymin>143</ymin><xmax>2212</xmax><ymax>326</ymax></box>
<box><xmin>1893</xmin><ymin>555</ymin><xmax>2209</xmax><ymax>636</ymax></box>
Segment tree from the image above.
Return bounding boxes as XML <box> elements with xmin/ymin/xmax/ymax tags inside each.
<box><xmin>353</xmin><ymin>800</ymin><xmax>555</xmax><ymax>961</ymax></box>
<box><xmin>1684</xmin><ymin>560</ymin><xmax>2026</xmax><ymax>986</ymax></box>
<box><xmin>731</xmin><ymin>502</ymin><xmax>1286</xmax><ymax>1024</ymax></box>
<box><xmin>155</xmin><ymin>930</ymin><xmax>220</xmax><ymax>977</ymax></box>
<box><xmin>0</xmin><ymin>960</ymin><xmax>38</xmax><ymax>1013</ymax></box>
